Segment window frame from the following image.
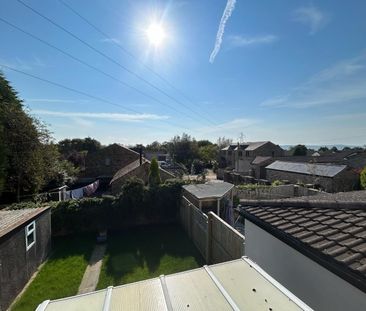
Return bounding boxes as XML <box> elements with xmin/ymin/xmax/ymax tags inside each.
<box><xmin>25</xmin><ymin>221</ymin><xmax>36</xmax><ymax>251</ymax></box>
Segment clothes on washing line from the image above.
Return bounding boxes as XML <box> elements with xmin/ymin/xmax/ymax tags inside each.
<box><xmin>71</xmin><ymin>187</ymin><xmax>84</xmax><ymax>199</ymax></box>
<box><xmin>83</xmin><ymin>180</ymin><xmax>100</xmax><ymax>196</ymax></box>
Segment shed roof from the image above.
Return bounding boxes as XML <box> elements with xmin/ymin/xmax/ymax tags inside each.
<box><xmin>265</xmin><ymin>161</ymin><xmax>347</xmax><ymax>177</ymax></box>
<box><xmin>36</xmin><ymin>257</ymin><xmax>312</xmax><ymax>311</ymax></box>
<box><xmin>0</xmin><ymin>207</ymin><xmax>50</xmax><ymax>238</ymax></box>
<box><xmin>245</xmin><ymin>141</ymin><xmax>270</xmax><ymax>151</ymax></box>
<box><xmin>241</xmin><ymin>204</ymin><xmax>366</xmax><ymax>293</ymax></box>
<box><xmin>183</xmin><ymin>181</ymin><xmax>234</xmax><ymax>200</ymax></box>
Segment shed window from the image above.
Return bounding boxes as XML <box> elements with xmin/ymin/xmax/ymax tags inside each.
<box><xmin>245</xmin><ymin>151</ymin><xmax>250</xmax><ymax>157</ymax></box>
<box><xmin>25</xmin><ymin>221</ymin><xmax>36</xmax><ymax>251</ymax></box>
<box><xmin>238</xmin><ymin>151</ymin><xmax>242</xmax><ymax>157</ymax></box>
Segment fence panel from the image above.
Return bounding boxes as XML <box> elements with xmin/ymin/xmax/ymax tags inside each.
<box><xmin>180</xmin><ymin>196</ymin><xmax>244</xmax><ymax>264</ymax></box>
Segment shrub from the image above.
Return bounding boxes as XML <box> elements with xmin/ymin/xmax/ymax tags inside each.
<box><xmin>148</xmin><ymin>158</ymin><xmax>161</xmax><ymax>186</ymax></box>
<box><xmin>361</xmin><ymin>167</ymin><xmax>366</xmax><ymax>190</ymax></box>
<box><xmin>271</xmin><ymin>180</ymin><xmax>284</xmax><ymax>186</ymax></box>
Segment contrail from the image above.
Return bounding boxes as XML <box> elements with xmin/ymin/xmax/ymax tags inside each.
<box><xmin>209</xmin><ymin>0</ymin><xmax>237</xmax><ymax>63</ymax></box>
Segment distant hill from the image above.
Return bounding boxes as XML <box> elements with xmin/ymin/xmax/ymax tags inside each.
<box><xmin>280</xmin><ymin>144</ymin><xmax>362</xmax><ymax>151</ymax></box>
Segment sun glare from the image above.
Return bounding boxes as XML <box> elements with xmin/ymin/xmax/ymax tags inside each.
<box><xmin>146</xmin><ymin>23</ymin><xmax>166</xmax><ymax>47</ymax></box>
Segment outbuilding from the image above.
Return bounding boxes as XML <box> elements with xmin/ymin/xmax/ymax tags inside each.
<box><xmin>182</xmin><ymin>181</ymin><xmax>234</xmax><ymax>216</ymax></box>
<box><xmin>0</xmin><ymin>207</ymin><xmax>51</xmax><ymax>311</ymax></box>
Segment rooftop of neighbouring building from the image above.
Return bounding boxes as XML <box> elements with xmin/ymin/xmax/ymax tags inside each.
<box><xmin>36</xmin><ymin>257</ymin><xmax>312</xmax><ymax>311</ymax></box>
<box><xmin>0</xmin><ymin>207</ymin><xmax>50</xmax><ymax>238</ymax></box>
<box><xmin>183</xmin><ymin>181</ymin><xmax>234</xmax><ymax>200</ymax></box>
<box><xmin>240</xmin><ymin>202</ymin><xmax>366</xmax><ymax>293</ymax></box>
<box><xmin>266</xmin><ymin>161</ymin><xmax>347</xmax><ymax>177</ymax></box>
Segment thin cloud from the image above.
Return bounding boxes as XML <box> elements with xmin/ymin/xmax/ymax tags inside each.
<box><xmin>199</xmin><ymin>117</ymin><xmax>260</xmax><ymax>135</ymax></box>
<box><xmin>292</xmin><ymin>6</ymin><xmax>329</xmax><ymax>34</ymax></box>
<box><xmin>209</xmin><ymin>0</ymin><xmax>236</xmax><ymax>63</ymax></box>
<box><xmin>100</xmin><ymin>38</ymin><xmax>121</xmax><ymax>44</ymax></box>
<box><xmin>227</xmin><ymin>34</ymin><xmax>278</xmax><ymax>48</ymax></box>
<box><xmin>261</xmin><ymin>52</ymin><xmax>366</xmax><ymax>108</ymax></box>
<box><xmin>32</xmin><ymin>110</ymin><xmax>170</xmax><ymax>122</ymax></box>
<box><xmin>26</xmin><ymin>98</ymin><xmax>90</xmax><ymax>104</ymax></box>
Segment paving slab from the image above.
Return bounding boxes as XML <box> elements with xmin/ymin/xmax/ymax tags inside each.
<box><xmin>78</xmin><ymin>244</ymin><xmax>106</xmax><ymax>294</ymax></box>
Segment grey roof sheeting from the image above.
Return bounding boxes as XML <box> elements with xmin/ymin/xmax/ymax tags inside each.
<box><xmin>266</xmin><ymin>161</ymin><xmax>347</xmax><ymax>178</ymax></box>
<box><xmin>36</xmin><ymin>257</ymin><xmax>312</xmax><ymax>311</ymax></box>
<box><xmin>0</xmin><ymin>207</ymin><xmax>50</xmax><ymax>238</ymax></box>
<box><xmin>183</xmin><ymin>181</ymin><xmax>234</xmax><ymax>200</ymax></box>
<box><xmin>241</xmin><ymin>204</ymin><xmax>366</xmax><ymax>293</ymax></box>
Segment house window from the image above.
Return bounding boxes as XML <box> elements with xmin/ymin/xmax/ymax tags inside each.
<box><xmin>245</xmin><ymin>151</ymin><xmax>250</xmax><ymax>157</ymax></box>
<box><xmin>228</xmin><ymin>151</ymin><xmax>232</xmax><ymax>156</ymax></box>
<box><xmin>25</xmin><ymin>221</ymin><xmax>36</xmax><ymax>251</ymax></box>
<box><xmin>271</xmin><ymin>151</ymin><xmax>275</xmax><ymax>157</ymax></box>
<box><xmin>238</xmin><ymin>151</ymin><xmax>243</xmax><ymax>157</ymax></box>
<box><xmin>105</xmin><ymin>157</ymin><xmax>111</xmax><ymax>166</ymax></box>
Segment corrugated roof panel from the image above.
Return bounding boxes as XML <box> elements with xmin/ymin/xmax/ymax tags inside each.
<box><xmin>45</xmin><ymin>289</ymin><xmax>106</xmax><ymax>311</ymax></box>
<box><xmin>110</xmin><ymin>278</ymin><xmax>167</xmax><ymax>311</ymax></box>
<box><xmin>210</xmin><ymin>259</ymin><xmax>305</xmax><ymax>310</ymax></box>
<box><xmin>165</xmin><ymin>268</ymin><xmax>232</xmax><ymax>311</ymax></box>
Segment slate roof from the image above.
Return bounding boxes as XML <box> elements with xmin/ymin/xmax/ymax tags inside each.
<box><xmin>0</xmin><ymin>207</ymin><xmax>49</xmax><ymax>238</ymax></box>
<box><xmin>251</xmin><ymin>156</ymin><xmax>273</xmax><ymax>165</ymax></box>
<box><xmin>266</xmin><ymin>161</ymin><xmax>347</xmax><ymax>177</ymax></box>
<box><xmin>183</xmin><ymin>181</ymin><xmax>234</xmax><ymax>200</ymax></box>
<box><xmin>245</xmin><ymin>141</ymin><xmax>270</xmax><ymax>151</ymax></box>
<box><xmin>241</xmin><ymin>204</ymin><xmax>366</xmax><ymax>293</ymax></box>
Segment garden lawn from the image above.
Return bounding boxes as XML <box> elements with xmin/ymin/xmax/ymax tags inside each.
<box><xmin>11</xmin><ymin>234</ymin><xmax>94</xmax><ymax>311</ymax></box>
<box><xmin>97</xmin><ymin>224</ymin><xmax>204</xmax><ymax>289</ymax></box>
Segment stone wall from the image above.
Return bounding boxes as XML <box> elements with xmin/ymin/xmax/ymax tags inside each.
<box><xmin>84</xmin><ymin>144</ymin><xmax>139</xmax><ymax>178</ymax></box>
<box><xmin>266</xmin><ymin>169</ymin><xmax>359</xmax><ymax>193</ymax></box>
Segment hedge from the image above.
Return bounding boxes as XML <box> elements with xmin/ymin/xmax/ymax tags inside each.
<box><xmin>8</xmin><ymin>179</ymin><xmax>185</xmax><ymax>235</ymax></box>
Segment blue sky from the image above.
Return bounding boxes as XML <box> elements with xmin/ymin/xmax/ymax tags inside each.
<box><xmin>1</xmin><ymin>0</ymin><xmax>366</xmax><ymax>146</ymax></box>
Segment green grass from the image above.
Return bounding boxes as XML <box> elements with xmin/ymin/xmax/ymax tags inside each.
<box><xmin>97</xmin><ymin>224</ymin><xmax>204</xmax><ymax>289</ymax></box>
<box><xmin>11</xmin><ymin>234</ymin><xmax>94</xmax><ymax>311</ymax></box>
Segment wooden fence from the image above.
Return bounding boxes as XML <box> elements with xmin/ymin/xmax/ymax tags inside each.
<box><xmin>180</xmin><ymin>196</ymin><xmax>245</xmax><ymax>264</ymax></box>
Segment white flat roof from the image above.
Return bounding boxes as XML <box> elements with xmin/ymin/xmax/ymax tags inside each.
<box><xmin>183</xmin><ymin>181</ymin><xmax>234</xmax><ymax>200</ymax></box>
<box><xmin>36</xmin><ymin>257</ymin><xmax>312</xmax><ymax>311</ymax></box>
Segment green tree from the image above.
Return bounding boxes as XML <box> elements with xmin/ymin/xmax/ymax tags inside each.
<box><xmin>0</xmin><ymin>72</ymin><xmax>78</xmax><ymax>201</ymax></box>
<box><xmin>361</xmin><ymin>167</ymin><xmax>366</xmax><ymax>190</ymax></box>
<box><xmin>318</xmin><ymin>146</ymin><xmax>329</xmax><ymax>152</ymax></box>
<box><xmin>149</xmin><ymin>158</ymin><xmax>161</xmax><ymax>186</ymax></box>
<box><xmin>291</xmin><ymin>144</ymin><xmax>308</xmax><ymax>156</ymax></box>
<box><xmin>198</xmin><ymin>144</ymin><xmax>218</xmax><ymax>164</ymax></box>
<box><xmin>168</xmin><ymin>133</ymin><xmax>198</xmax><ymax>166</ymax></box>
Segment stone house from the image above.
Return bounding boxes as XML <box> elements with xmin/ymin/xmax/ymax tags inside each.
<box><xmin>220</xmin><ymin>141</ymin><xmax>284</xmax><ymax>175</ymax></box>
<box><xmin>265</xmin><ymin>161</ymin><xmax>359</xmax><ymax>192</ymax></box>
<box><xmin>110</xmin><ymin>158</ymin><xmax>175</xmax><ymax>194</ymax></box>
<box><xmin>83</xmin><ymin>144</ymin><xmax>140</xmax><ymax>179</ymax></box>
<box><xmin>0</xmin><ymin>207</ymin><xmax>51</xmax><ymax>311</ymax></box>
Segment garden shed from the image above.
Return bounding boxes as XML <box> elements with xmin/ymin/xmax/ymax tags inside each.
<box><xmin>182</xmin><ymin>181</ymin><xmax>234</xmax><ymax>216</ymax></box>
<box><xmin>36</xmin><ymin>257</ymin><xmax>311</xmax><ymax>310</ymax></box>
<box><xmin>0</xmin><ymin>207</ymin><xmax>51</xmax><ymax>311</ymax></box>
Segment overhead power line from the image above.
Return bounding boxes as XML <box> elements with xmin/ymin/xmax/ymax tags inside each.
<box><xmin>0</xmin><ymin>17</ymin><xmax>203</xmax><ymax>125</ymax></box>
<box><xmin>0</xmin><ymin>64</ymin><xmax>191</xmax><ymax>132</ymax></box>
<box><xmin>15</xmin><ymin>0</ymin><xmax>216</xmax><ymax>126</ymax></box>
<box><xmin>58</xmin><ymin>0</ymin><xmax>217</xmax><ymax>124</ymax></box>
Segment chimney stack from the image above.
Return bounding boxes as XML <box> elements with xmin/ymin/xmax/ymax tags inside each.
<box><xmin>138</xmin><ymin>144</ymin><xmax>143</xmax><ymax>166</ymax></box>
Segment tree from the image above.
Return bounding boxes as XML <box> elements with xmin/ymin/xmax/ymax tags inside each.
<box><xmin>0</xmin><ymin>72</ymin><xmax>78</xmax><ymax>201</ymax></box>
<box><xmin>291</xmin><ymin>144</ymin><xmax>308</xmax><ymax>156</ymax></box>
<box><xmin>198</xmin><ymin>144</ymin><xmax>218</xmax><ymax>164</ymax></box>
<box><xmin>330</xmin><ymin>146</ymin><xmax>339</xmax><ymax>152</ymax></box>
<box><xmin>149</xmin><ymin>158</ymin><xmax>161</xmax><ymax>186</ymax></box>
<box><xmin>217</xmin><ymin>137</ymin><xmax>233</xmax><ymax>149</ymax></box>
<box><xmin>361</xmin><ymin>167</ymin><xmax>366</xmax><ymax>190</ymax></box>
<box><xmin>197</xmin><ymin>140</ymin><xmax>213</xmax><ymax>148</ymax></box>
<box><xmin>318</xmin><ymin>146</ymin><xmax>329</xmax><ymax>152</ymax></box>
<box><xmin>167</xmin><ymin>133</ymin><xmax>198</xmax><ymax>166</ymax></box>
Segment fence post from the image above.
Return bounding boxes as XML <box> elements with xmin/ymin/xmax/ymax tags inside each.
<box><xmin>207</xmin><ymin>212</ymin><xmax>213</xmax><ymax>264</ymax></box>
<box><xmin>188</xmin><ymin>203</ymin><xmax>193</xmax><ymax>239</ymax></box>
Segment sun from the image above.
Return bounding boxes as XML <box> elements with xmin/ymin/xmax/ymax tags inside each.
<box><xmin>146</xmin><ymin>22</ymin><xmax>166</xmax><ymax>47</ymax></box>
